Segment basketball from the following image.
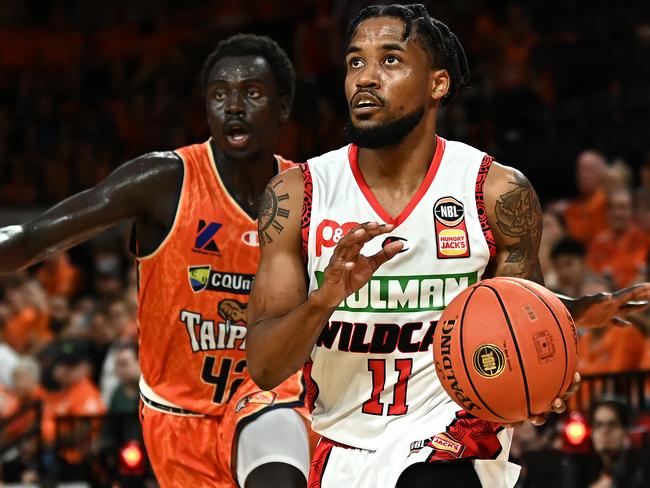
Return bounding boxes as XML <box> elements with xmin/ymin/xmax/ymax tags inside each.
<box><xmin>433</xmin><ymin>277</ymin><xmax>579</xmax><ymax>424</ymax></box>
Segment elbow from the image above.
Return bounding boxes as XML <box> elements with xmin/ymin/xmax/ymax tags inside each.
<box><xmin>247</xmin><ymin>360</ymin><xmax>281</xmax><ymax>392</ymax></box>
<box><xmin>245</xmin><ymin>335</ymin><xmax>281</xmax><ymax>391</ymax></box>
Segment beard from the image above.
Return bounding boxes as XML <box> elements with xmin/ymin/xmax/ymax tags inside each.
<box><xmin>345</xmin><ymin>106</ymin><xmax>425</xmax><ymax>149</ymax></box>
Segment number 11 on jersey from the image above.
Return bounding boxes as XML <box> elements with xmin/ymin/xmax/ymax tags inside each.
<box><xmin>362</xmin><ymin>358</ymin><xmax>413</xmax><ymax>416</ymax></box>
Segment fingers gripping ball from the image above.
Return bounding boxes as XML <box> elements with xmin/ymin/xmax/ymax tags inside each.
<box><xmin>433</xmin><ymin>277</ymin><xmax>579</xmax><ymax>423</ymax></box>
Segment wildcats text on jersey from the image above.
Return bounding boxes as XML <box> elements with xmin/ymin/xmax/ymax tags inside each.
<box><xmin>314</xmin><ymin>271</ymin><xmax>479</xmax><ymax>313</ymax></box>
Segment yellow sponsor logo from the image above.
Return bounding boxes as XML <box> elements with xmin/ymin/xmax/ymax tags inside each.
<box><xmin>438</xmin><ymin>229</ymin><xmax>468</xmax><ymax>256</ymax></box>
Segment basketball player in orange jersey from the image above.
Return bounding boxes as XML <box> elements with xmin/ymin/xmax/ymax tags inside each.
<box><xmin>0</xmin><ymin>35</ymin><xmax>310</xmax><ymax>487</ymax></box>
<box><xmin>247</xmin><ymin>5</ymin><xmax>650</xmax><ymax>487</ymax></box>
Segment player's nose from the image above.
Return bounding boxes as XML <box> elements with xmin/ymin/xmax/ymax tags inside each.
<box><xmin>355</xmin><ymin>60</ymin><xmax>380</xmax><ymax>89</ymax></box>
<box><xmin>225</xmin><ymin>91</ymin><xmax>245</xmax><ymax>115</ymax></box>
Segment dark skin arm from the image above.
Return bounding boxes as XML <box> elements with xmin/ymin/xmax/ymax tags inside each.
<box><xmin>0</xmin><ymin>152</ymin><xmax>182</xmax><ymax>273</ymax></box>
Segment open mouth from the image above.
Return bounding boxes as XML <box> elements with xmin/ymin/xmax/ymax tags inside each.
<box><xmin>351</xmin><ymin>92</ymin><xmax>382</xmax><ymax>115</ymax></box>
<box><xmin>224</xmin><ymin>121</ymin><xmax>251</xmax><ymax>148</ymax></box>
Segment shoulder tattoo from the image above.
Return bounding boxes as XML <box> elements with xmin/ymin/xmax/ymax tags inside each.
<box><xmin>494</xmin><ymin>171</ymin><xmax>543</xmax><ymax>281</ymax></box>
<box><xmin>258</xmin><ymin>179</ymin><xmax>290</xmax><ymax>246</ymax></box>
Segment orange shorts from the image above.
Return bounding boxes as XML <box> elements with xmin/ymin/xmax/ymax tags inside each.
<box><xmin>141</xmin><ymin>372</ymin><xmax>309</xmax><ymax>488</ymax></box>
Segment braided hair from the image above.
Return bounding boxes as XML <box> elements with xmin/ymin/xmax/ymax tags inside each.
<box><xmin>348</xmin><ymin>4</ymin><xmax>470</xmax><ymax>106</ymax></box>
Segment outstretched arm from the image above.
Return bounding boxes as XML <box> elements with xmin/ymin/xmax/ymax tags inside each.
<box><xmin>0</xmin><ymin>152</ymin><xmax>181</xmax><ymax>273</ymax></box>
<box><xmin>484</xmin><ymin>162</ymin><xmax>649</xmax><ymax>327</ymax></box>
<box><xmin>247</xmin><ymin>167</ymin><xmax>403</xmax><ymax>390</ymax></box>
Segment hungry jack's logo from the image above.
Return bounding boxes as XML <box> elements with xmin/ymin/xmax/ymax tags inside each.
<box><xmin>193</xmin><ymin>220</ymin><xmax>222</xmax><ymax>256</ymax></box>
<box><xmin>433</xmin><ymin>197</ymin><xmax>470</xmax><ymax>259</ymax></box>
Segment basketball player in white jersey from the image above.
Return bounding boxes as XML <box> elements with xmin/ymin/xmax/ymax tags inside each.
<box><xmin>247</xmin><ymin>4</ymin><xmax>650</xmax><ymax>487</ymax></box>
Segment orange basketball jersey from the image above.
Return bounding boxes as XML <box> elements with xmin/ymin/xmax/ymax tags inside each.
<box><xmin>137</xmin><ymin>140</ymin><xmax>294</xmax><ymax>416</ymax></box>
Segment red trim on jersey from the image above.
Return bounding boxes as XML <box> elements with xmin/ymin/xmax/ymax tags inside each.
<box><xmin>302</xmin><ymin>359</ymin><xmax>319</xmax><ymax>413</ymax></box>
<box><xmin>423</xmin><ymin>410</ymin><xmax>503</xmax><ymax>462</ymax></box>
<box><xmin>348</xmin><ymin>135</ymin><xmax>446</xmax><ymax>227</ymax></box>
<box><xmin>308</xmin><ymin>437</ymin><xmax>336</xmax><ymax>488</ymax></box>
<box><xmin>475</xmin><ymin>154</ymin><xmax>496</xmax><ymax>258</ymax></box>
<box><xmin>300</xmin><ymin>163</ymin><xmax>313</xmax><ymax>266</ymax></box>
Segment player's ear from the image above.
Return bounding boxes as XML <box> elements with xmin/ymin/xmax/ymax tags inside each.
<box><xmin>430</xmin><ymin>69</ymin><xmax>450</xmax><ymax>103</ymax></box>
<box><xmin>278</xmin><ymin>95</ymin><xmax>291</xmax><ymax>124</ymax></box>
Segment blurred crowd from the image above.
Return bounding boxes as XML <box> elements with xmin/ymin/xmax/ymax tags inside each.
<box><xmin>0</xmin><ymin>0</ymin><xmax>649</xmax><ymax>205</ymax></box>
<box><xmin>1</xmin><ymin>0</ymin><xmax>650</xmax><ymax>486</ymax></box>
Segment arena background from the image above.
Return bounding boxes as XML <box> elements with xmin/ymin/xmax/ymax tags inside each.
<box><xmin>0</xmin><ymin>0</ymin><xmax>649</xmax><ymax>486</ymax></box>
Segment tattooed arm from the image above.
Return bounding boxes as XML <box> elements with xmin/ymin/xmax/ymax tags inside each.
<box><xmin>247</xmin><ymin>168</ymin><xmax>335</xmax><ymax>390</ymax></box>
<box><xmin>484</xmin><ymin>163</ymin><xmax>544</xmax><ymax>284</ymax></box>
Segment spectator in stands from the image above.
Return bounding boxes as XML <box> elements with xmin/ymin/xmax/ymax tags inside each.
<box><xmin>3</xmin><ymin>275</ymin><xmax>51</xmax><ymax>354</ymax></box>
<box><xmin>635</xmin><ymin>188</ymin><xmax>650</xmax><ymax>237</ymax></box>
<box><xmin>42</xmin><ymin>339</ymin><xmax>105</xmax><ymax>444</ymax></box>
<box><xmin>107</xmin><ymin>342</ymin><xmax>141</xmax><ymax>443</ymax></box>
<box><xmin>587</xmin><ymin>187</ymin><xmax>648</xmax><ymax>289</ymax></box>
<box><xmin>563</xmin><ymin>150</ymin><xmax>609</xmax><ymax>245</ymax></box>
<box><xmin>586</xmin><ymin>397</ymin><xmax>649</xmax><ymax>488</ymax></box>
<box><xmin>539</xmin><ymin>211</ymin><xmax>567</xmax><ymax>289</ymax></box>
<box><xmin>35</xmin><ymin>252</ymin><xmax>82</xmax><ymax>299</ymax></box>
<box><xmin>100</xmin><ymin>299</ymin><xmax>137</xmax><ymax>404</ymax></box>
<box><xmin>0</xmin><ymin>314</ymin><xmax>19</xmax><ymax>388</ymax></box>
<box><xmin>550</xmin><ymin>238</ymin><xmax>607</xmax><ymax>298</ymax></box>
<box><xmin>578</xmin><ymin>317</ymin><xmax>645</xmax><ymax>376</ymax></box>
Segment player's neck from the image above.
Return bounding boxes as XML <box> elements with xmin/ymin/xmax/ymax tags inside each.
<box><xmin>356</xmin><ymin>117</ymin><xmax>438</xmax><ymax>193</ymax></box>
<box><xmin>211</xmin><ymin>141</ymin><xmax>277</xmax><ymax>216</ymax></box>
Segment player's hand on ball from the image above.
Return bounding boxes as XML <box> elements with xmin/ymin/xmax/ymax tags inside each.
<box><xmin>502</xmin><ymin>372</ymin><xmax>581</xmax><ymax>427</ymax></box>
<box><xmin>569</xmin><ymin>283</ymin><xmax>650</xmax><ymax>328</ymax></box>
<box><xmin>310</xmin><ymin>222</ymin><xmax>403</xmax><ymax>309</ymax></box>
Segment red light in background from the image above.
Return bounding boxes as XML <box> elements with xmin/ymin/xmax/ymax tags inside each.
<box><xmin>565</xmin><ymin>418</ymin><xmax>588</xmax><ymax>445</ymax></box>
<box><xmin>120</xmin><ymin>441</ymin><xmax>143</xmax><ymax>469</ymax></box>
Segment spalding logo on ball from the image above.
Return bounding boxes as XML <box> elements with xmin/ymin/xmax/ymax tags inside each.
<box><xmin>433</xmin><ymin>277</ymin><xmax>578</xmax><ymax>424</ymax></box>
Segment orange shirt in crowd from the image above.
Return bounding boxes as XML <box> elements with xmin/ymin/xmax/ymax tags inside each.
<box><xmin>0</xmin><ymin>386</ymin><xmax>47</xmax><ymax>443</ymax></box>
<box><xmin>587</xmin><ymin>225</ymin><xmax>648</xmax><ymax>288</ymax></box>
<box><xmin>36</xmin><ymin>254</ymin><xmax>82</xmax><ymax>298</ymax></box>
<box><xmin>564</xmin><ymin>189</ymin><xmax>609</xmax><ymax>245</ymax></box>
<box><xmin>4</xmin><ymin>308</ymin><xmax>52</xmax><ymax>354</ymax></box>
<box><xmin>578</xmin><ymin>326</ymin><xmax>645</xmax><ymax>375</ymax></box>
<box><xmin>42</xmin><ymin>378</ymin><xmax>106</xmax><ymax>445</ymax></box>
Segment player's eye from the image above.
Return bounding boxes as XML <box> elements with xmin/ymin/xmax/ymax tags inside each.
<box><xmin>384</xmin><ymin>55</ymin><xmax>400</xmax><ymax>65</ymax></box>
<box><xmin>246</xmin><ymin>87</ymin><xmax>260</xmax><ymax>98</ymax></box>
<box><xmin>349</xmin><ymin>58</ymin><xmax>364</xmax><ymax>68</ymax></box>
<box><xmin>214</xmin><ymin>91</ymin><xmax>226</xmax><ymax>101</ymax></box>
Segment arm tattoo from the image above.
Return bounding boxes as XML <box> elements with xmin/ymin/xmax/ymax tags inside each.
<box><xmin>258</xmin><ymin>180</ymin><xmax>290</xmax><ymax>246</ymax></box>
<box><xmin>494</xmin><ymin>171</ymin><xmax>544</xmax><ymax>283</ymax></box>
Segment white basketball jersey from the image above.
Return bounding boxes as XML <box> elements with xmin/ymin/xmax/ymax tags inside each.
<box><xmin>303</xmin><ymin>136</ymin><xmax>496</xmax><ymax>450</ymax></box>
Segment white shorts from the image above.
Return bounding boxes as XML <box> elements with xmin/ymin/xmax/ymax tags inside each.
<box><xmin>311</xmin><ymin>403</ymin><xmax>520</xmax><ymax>488</ymax></box>
<box><xmin>236</xmin><ymin>407</ymin><xmax>310</xmax><ymax>485</ymax></box>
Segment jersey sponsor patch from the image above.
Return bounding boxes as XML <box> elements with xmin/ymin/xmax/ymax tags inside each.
<box><xmin>188</xmin><ymin>266</ymin><xmax>254</xmax><ymax>295</ymax></box>
<box><xmin>314</xmin><ymin>271</ymin><xmax>478</xmax><ymax>313</ymax></box>
<box><xmin>409</xmin><ymin>433</ymin><xmax>465</xmax><ymax>457</ymax></box>
<box><xmin>193</xmin><ymin>220</ymin><xmax>222</xmax><ymax>256</ymax></box>
<box><xmin>315</xmin><ymin>219</ymin><xmax>359</xmax><ymax>257</ymax></box>
<box><xmin>235</xmin><ymin>390</ymin><xmax>277</xmax><ymax>413</ymax></box>
<box><xmin>433</xmin><ymin>197</ymin><xmax>470</xmax><ymax>259</ymax></box>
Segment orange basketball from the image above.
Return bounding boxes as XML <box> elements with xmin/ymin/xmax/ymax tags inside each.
<box><xmin>433</xmin><ymin>277</ymin><xmax>578</xmax><ymax>424</ymax></box>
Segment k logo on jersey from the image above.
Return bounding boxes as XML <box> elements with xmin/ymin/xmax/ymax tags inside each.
<box><xmin>188</xmin><ymin>266</ymin><xmax>211</xmax><ymax>292</ymax></box>
<box><xmin>193</xmin><ymin>220</ymin><xmax>222</xmax><ymax>256</ymax></box>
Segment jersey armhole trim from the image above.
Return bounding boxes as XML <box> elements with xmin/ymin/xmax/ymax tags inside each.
<box><xmin>300</xmin><ymin>163</ymin><xmax>313</xmax><ymax>266</ymax></box>
<box><xmin>136</xmin><ymin>151</ymin><xmax>187</xmax><ymax>261</ymax></box>
<box><xmin>475</xmin><ymin>154</ymin><xmax>496</xmax><ymax>258</ymax></box>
